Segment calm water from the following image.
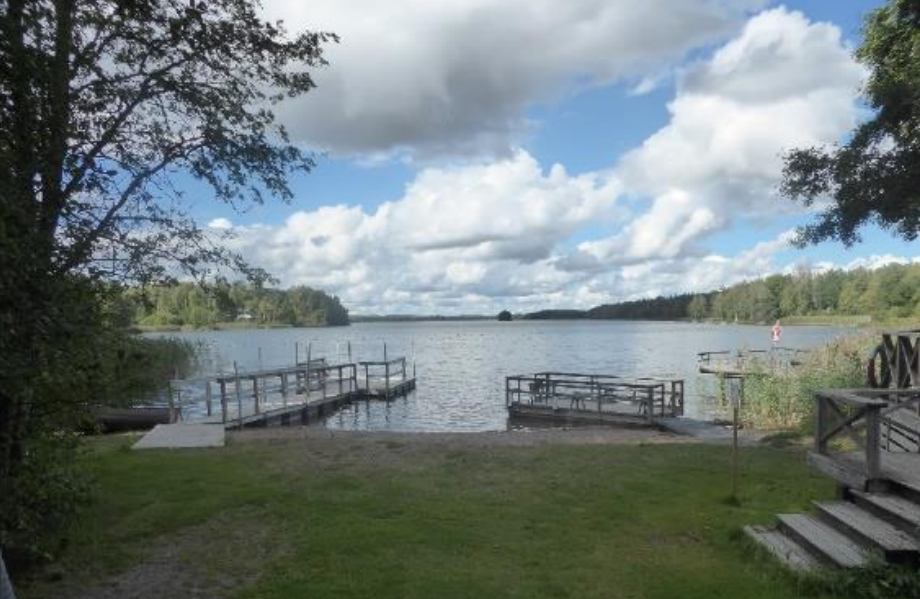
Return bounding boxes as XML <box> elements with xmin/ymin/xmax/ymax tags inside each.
<box><xmin>149</xmin><ymin>320</ymin><xmax>852</xmax><ymax>432</ymax></box>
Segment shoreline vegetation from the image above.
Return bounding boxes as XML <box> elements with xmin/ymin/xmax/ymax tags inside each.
<box><xmin>124</xmin><ymin>262</ymin><xmax>920</xmax><ymax>330</ymax></box>
<box><xmin>519</xmin><ymin>263</ymin><xmax>920</xmax><ymax>328</ymax></box>
<box><xmin>700</xmin><ymin>333</ymin><xmax>874</xmax><ymax>431</ymax></box>
<box><xmin>121</xmin><ymin>282</ymin><xmax>350</xmax><ymax>329</ymax></box>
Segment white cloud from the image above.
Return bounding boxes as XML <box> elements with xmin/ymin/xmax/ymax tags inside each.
<box><xmin>212</xmin><ymin>7</ymin><xmax>882</xmax><ymax>313</ymax></box>
<box><xmin>225</xmin><ymin>151</ymin><xmax>619</xmax><ymax>311</ymax></box>
<box><xmin>207</xmin><ymin>217</ymin><xmax>234</xmax><ymax>230</ymax></box>
<box><xmin>843</xmin><ymin>255</ymin><xmax>920</xmax><ymax>271</ymax></box>
<box><xmin>265</xmin><ymin>0</ymin><xmax>767</xmax><ymax>159</ymax></box>
<box><xmin>590</xmin><ymin>7</ymin><xmax>865</xmax><ymax>264</ymax></box>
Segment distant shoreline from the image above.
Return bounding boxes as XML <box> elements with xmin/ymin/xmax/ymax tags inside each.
<box><xmin>134</xmin><ymin>321</ymin><xmax>349</xmax><ymax>333</ymax></box>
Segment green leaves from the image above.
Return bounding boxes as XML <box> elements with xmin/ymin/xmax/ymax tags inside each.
<box><xmin>780</xmin><ymin>0</ymin><xmax>920</xmax><ymax>246</ymax></box>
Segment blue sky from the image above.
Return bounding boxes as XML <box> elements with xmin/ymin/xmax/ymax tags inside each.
<box><xmin>197</xmin><ymin>0</ymin><xmax>919</xmax><ymax>314</ymax></box>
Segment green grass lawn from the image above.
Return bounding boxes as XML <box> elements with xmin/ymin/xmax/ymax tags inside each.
<box><xmin>22</xmin><ymin>433</ymin><xmax>840</xmax><ymax>599</ymax></box>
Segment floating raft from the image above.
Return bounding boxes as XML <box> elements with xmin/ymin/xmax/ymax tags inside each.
<box><xmin>505</xmin><ymin>372</ymin><xmax>684</xmax><ymax>427</ymax></box>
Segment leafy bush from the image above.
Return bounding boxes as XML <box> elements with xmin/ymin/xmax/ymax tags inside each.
<box><xmin>0</xmin><ymin>282</ymin><xmax>197</xmax><ymax>570</ymax></box>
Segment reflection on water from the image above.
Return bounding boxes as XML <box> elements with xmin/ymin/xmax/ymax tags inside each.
<box><xmin>147</xmin><ymin>320</ymin><xmax>852</xmax><ymax>432</ymax></box>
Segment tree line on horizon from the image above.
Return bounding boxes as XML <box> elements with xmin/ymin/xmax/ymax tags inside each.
<box><xmin>523</xmin><ymin>263</ymin><xmax>920</xmax><ymax>324</ymax></box>
<box><xmin>123</xmin><ymin>281</ymin><xmax>349</xmax><ymax>328</ymax></box>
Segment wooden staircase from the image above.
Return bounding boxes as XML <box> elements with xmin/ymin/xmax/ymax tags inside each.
<box><xmin>745</xmin><ymin>485</ymin><xmax>920</xmax><ymax>571</ymax></box>
<box><xmin>746</xmin><ymin>387</ymin><xmax>920</xmax><ymax>572</ymax></box>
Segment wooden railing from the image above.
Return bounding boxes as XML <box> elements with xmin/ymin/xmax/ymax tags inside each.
<box><xmin>169</xmin><ymin>360</ymin><xmax>358</xmax><ymax>426</ymax></box>
<box><xmin>814</xmin><ymin>388</ymin><xmax>920</xmax><ymax>482</ymax></box>
<box><xmin>505</xmin><ymin>372</ymin><xmax>684</xmax><ymax>421</ymax></box>
<box><xmin>358</xmin><ymin>357</ymin><xmax>410</xmax><ymax>398</ymax></box>
<box><xmin>698</xmin><ymin>347</ymin><xmax>806</xmax><ymax>375</ymax></box>
<box><xmin>814</xmin><ymin>389</ymin><xmax>888</xmax><ymax>481</ymax></box>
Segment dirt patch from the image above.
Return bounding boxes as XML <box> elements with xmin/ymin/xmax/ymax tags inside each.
<box><xmin>53</xmin><ymin>511</ymin><xmax>285</xmax><ymax>599</ymax></box>
<box><xmin>231</xmin><ymin>425</ymin><xmax>687</xmax><ymax>448</ymax></box>
<box><xmin>228</xmin><ymin>425</ymin><xmax>692</xmax><ymax>474</ymax></box>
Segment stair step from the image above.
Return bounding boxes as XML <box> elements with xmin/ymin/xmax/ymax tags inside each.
<box><xmin>778</xmin><ymin>513</ymin><xmax>872</xmax><ymax>568</ymax></box>
<box><xmin>743</xmin><ymin>525</ymin><xmax>821</xmax><ymax>572</ymax></box>
<box><xmin>814</xmin><ymin>501</ymin><xmax>920</xmax><ymax>561</ymax></box>
<box><xmin>851</xmin><ymin>491</ymin><xmax>920</xmax><ymax>536</ymax></box>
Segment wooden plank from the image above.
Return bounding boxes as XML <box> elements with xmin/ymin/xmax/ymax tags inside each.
<box><xmin>833</xmin><ymin>451</ymin><xmax>920</xmax><ymax>496</ymax></box>
<box><xmin>807</xmin><ymin>452</ymin><xmax>868</xmax><ymax>490</ymax></box>
<box><xmin>851</xmin><ymin>491</ymin><xmax>920</xmax><ymax>534</ymax></box>
<box><xmin>743</xmin><ymin>525</ymin><xmax>820</xmax><ymax>572</ymax></box>
<box><xmin>814</xmin><ymin>501</ymin><xmax>920</xmax><ymax>558</ymax></box>
<box><xmin>778</xmin><ymin>514</ymin><xmax>872</xmax><ymax>568</ymax></box>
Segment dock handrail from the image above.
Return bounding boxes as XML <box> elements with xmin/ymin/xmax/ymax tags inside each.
<box><xmin>813</xmin><ymin>388</ymin><xmax>891</xmax><ymax>482</ymax></box>
<box><xmin>698</xmin><ymin>347</ymin><xmax>807</xmax><ymax>375</ymax></box>
<box><xmin>505</xmin><ymin>372</ymin><xmax>684</xmax><ymax>421</ymax></box>
<box><xmin>358</xmin><ymin>357</ymin><xmax>409</xmax><ymax>399</ymax></box>
<box><xmin>168</xmin><ymin>361</ymin><xmax>360</xmax><ymax>425</ymax></box>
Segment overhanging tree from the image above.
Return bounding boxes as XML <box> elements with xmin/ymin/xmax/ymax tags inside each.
<box><xmin>0</xmin><ymin>0</ymin><xmax>334</xmax><ymax>562</ymax></box>
<box><xmin>780</xmin><ymin>0</ymin><xmax>920</xmax><ymax>245</ymax></box>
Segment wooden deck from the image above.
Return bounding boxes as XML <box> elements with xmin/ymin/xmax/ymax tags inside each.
<box><xmin>505</xmin><ymin>372</ymin><xmax>684</xmax><ymax>427</ymax></box>
<box><xmin>808</xmin><ymin>450</ymin><xmax>920</xmax><ymax>495</ymax></box>
<box><xmin>697</xmin><ymin>347</ymin><xmax>806</xmax><ymax>376</ymax></box>
<box><xmin>170</xmin><ymin>357</ymin><xmax>416</xmax><ymax>429</ymax></box>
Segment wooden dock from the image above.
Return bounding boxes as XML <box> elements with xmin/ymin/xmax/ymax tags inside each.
<box><xmin>168</xmin><ymin>356</ymin><xmax>416</xmax><ymax>430</ymax></box>
<box><xmin>697</xmin><ymin>347</ymin><xmax>806</xmax><ymax>376</ymax></box>
<box><xmin>505</xmin><ymin>372</ymin><xmax>684</xmax><ymax>427</ymax></box>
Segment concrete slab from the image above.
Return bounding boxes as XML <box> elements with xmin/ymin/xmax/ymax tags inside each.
<box><xmin>133</xmin><ymin>424</ymin><xmax>225</xmax><ymax>450</ymax></box>
<box><xmin>656</xmin><ymin>417</ymin><xmax>764</xmax><ymax>444</ymax></box>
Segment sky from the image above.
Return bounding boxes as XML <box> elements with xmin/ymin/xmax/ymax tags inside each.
<box><xmin>196</xmin><ymin>0</ymin><xmax>920</xmax><ymax>315</ymax></box>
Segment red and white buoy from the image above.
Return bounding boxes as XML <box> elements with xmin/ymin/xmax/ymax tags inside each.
<box><xmin>771</xmin><ymin>320</ymin><xmax>783</xmax><ymax>345</ymax></box>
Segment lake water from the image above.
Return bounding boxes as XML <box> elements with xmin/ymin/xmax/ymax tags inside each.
<box><xmin>149</xmin><ymin>320</ymin><xmax>853</xmax><ymax>432</ymax></box>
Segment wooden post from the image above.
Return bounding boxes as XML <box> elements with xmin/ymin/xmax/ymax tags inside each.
<box><xmin>815</xmin><ymin>393</ymin><xmax>828</xmax><ymax>454</ymax></box>
<box><xmin>295</xmin><ymin>342</ymin><xmax>299</xmax><ymax>365</ymax></box>
<box><xmin>865</xmin><ymin>405</ymin><xmax>882</xmax><ymax>481</ymax></box>
<box><xmin>645</xmin><ymin>387</ymin><xmax>653</xmax><ymax>423</ymax></box>
<box><xmin>365</xmin><ymin>364</ymin><xmax>370</xmax><ymax>393</ymax></box>
<box><xmin>385</xmin><ymin>361</ymin><xmax>390</xmax><ymax>399</ymax></box>
<box><xmin>732</xmin><ymin>400</ymin><xmax>739</xmax><ymax>500</ymax></box>
<box><xmin>234</xmin><ymin>361</ymin><xmax>243</xmax><ymax>429</ymax></box>
<box><xmin>205</xmin><ymin>381</ymin><xmax>213</xmax><ymax>417</ymax></box>
<box><xmin>281</xmin><ymin>372</ymin><xmax>288</xmax><ymax>407</ymax></box>
<box><xmin>347</xmin><ymin>341</ymin><xmax>352</xmax><ymax>362</ymax></box>
<box><xmin>171</xmin><ymin>365</ymin><xmax>181</xmax><ymax>423</ymax></box>
<box><xmin>167</xmin><ymin>380</ymin><xmax>176</xmax><ymax>424</ymax></box>
<box><xmin>322</xmin><ymin>368</ymin><xmax>328</xmax><ymax>400</ymax></box>
<box><xmin>306</xmin><ymin>345</ymin><xmax>312</xmax><ymax>402</ymax></box>
<box><xmin>402</xmin><ymin>357</ymin><xmax>407</xmax><ymax>382</ymax></box>
<box><xmin>219</xmin><ymin>379</ymin><xmax>228</xmax><ymax>425</ymax></box>
<box><xmin>252</xmin><ymin>377</ymin><xmax>260</xmax><ymax>414</ymax></box>
<box><xmin>728</xmin><ymin>375</ymin><xmax>742</xmax><ymax>502</ymax></box>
